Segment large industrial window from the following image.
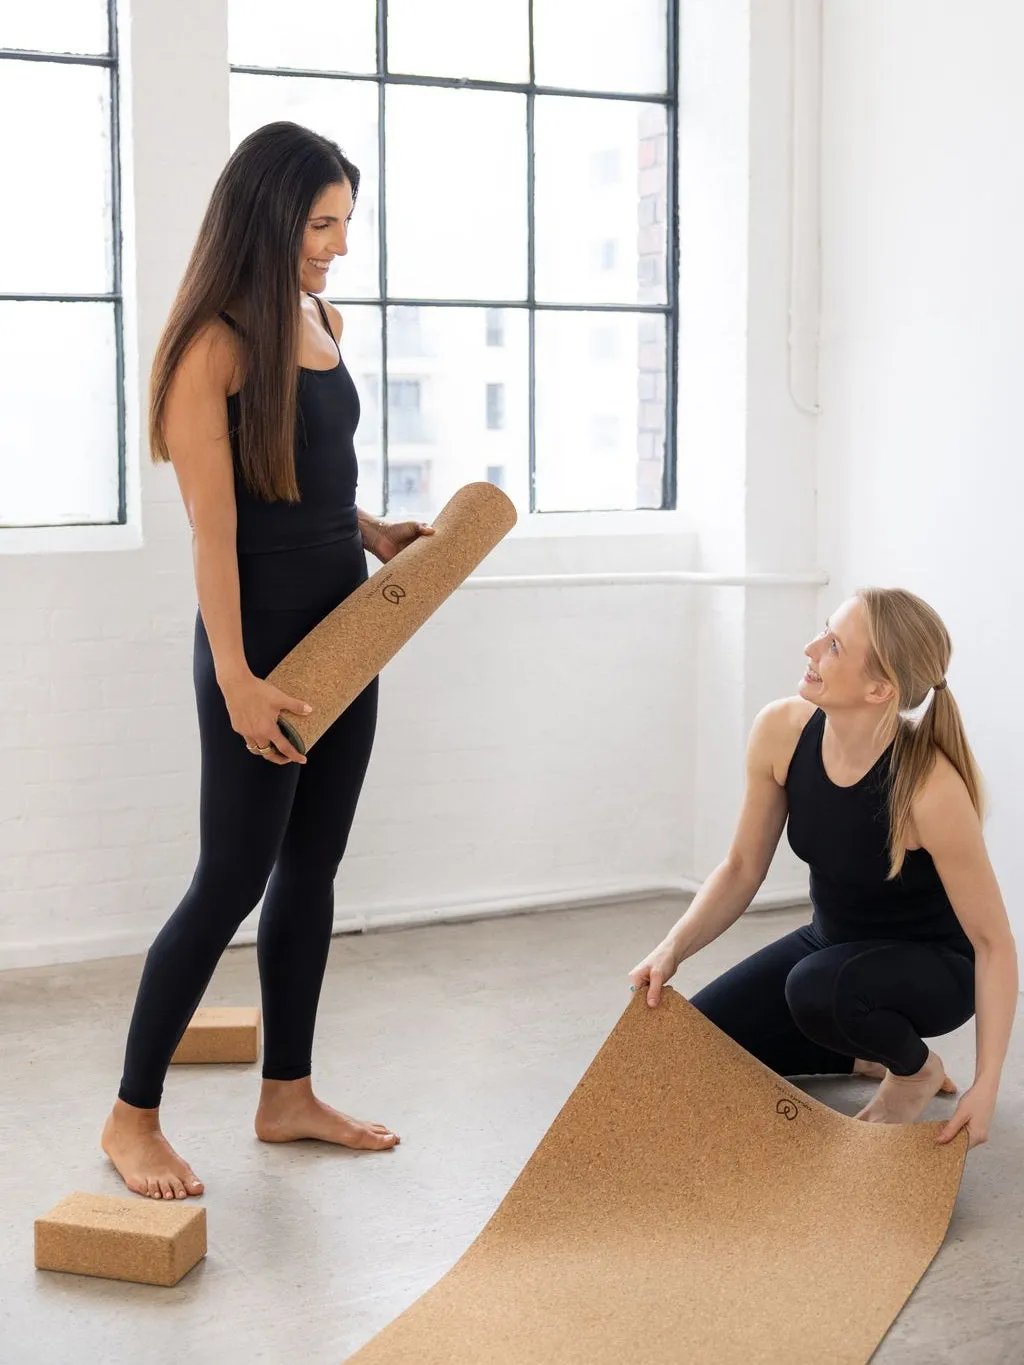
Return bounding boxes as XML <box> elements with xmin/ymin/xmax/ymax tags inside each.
<box><xmin>229</xmin><ymin>0</ymin><xmax>677</xmax><ymax>519</ymax></box>
<box><xmin>0</xmin><ymin>2</ymin><xmax>124</xmax><ymax>528</ymax></box>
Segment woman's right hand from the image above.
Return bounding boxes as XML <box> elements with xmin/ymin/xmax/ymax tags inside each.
<box><xmin>629</xmin><ymin>939</ymin><xmax>682</xmax><ymax>1008</ymax></box>
<box><xmin>218</xmin><ymin>672</ymin><xmax>312</xmax><ymax>765</ymax></box>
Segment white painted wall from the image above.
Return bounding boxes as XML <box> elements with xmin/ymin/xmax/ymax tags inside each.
<box><xmin>0</xmin><ymin>0</ymin><xmax>820</xmax><ymax>970</ymax></box>
<box><xmin>817</xmin><ymin>0</ymin><xmax>1024</xmax><ymax>937</ymax></box>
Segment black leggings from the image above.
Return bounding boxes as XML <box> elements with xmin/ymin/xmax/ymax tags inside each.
<box><xmin>691</xmin><ymin>923</ymin><xmax>975</xmax><ymax>1077</ymax></box>
<box><xmin>119</xmin><ymin>536</ymin><xmax>376</xmax><ymax>1110</ymax></box>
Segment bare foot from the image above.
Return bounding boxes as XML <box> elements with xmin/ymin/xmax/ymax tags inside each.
<box><xmin>254</xmin><ymin>1077</ymin><xmax>399</xmax><ymax>1150</ymax></box>
<box><xmin>101</xmin><ymin>1100</ymin><xmax>204</xmax><ymax>1199</ymax></box>
<box><xmin>855</xmin><ymin>1051</ymin><xmax>951</xmax><ymax>1125</ymax></box>
<box><xmin>853</xmin><ymin>1057</ymin><xmax>956</xmax><ymax>1093</ymax></box>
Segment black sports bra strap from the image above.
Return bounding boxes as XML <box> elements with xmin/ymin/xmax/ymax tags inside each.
<box><xmin>310</xmin><ymin>294</ymin><xmax>339</xmax><ymax>350</ymax></box>
<box><xmin>218</xmin><ymin>310</ymin><xmax>242</xmax><ymax>333</ymax></box>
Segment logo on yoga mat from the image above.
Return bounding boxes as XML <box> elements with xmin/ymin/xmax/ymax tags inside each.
<box><xmin>382</xmin><ymin>583</ymin><xmax>406</xmax><ymax>604</ymax></box>
<box><xmin>775</xmin><ymin>1098</ymin><xmax>799</xmax><ymax>1121</ymax></box>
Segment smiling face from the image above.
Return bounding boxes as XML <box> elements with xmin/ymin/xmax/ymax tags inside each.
<box><xmin>799</xmin><ymin>596</ymin><xmax>895</xmax><ymax>714</ymax></box>
<box><xmin>299</xmin><ymin>180</ymin><xmax>354</xmax><ymax>294</ymax></box>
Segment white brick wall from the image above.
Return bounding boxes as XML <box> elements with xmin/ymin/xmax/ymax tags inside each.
<box><xmin>0</xmin><ymin>503</ymin><xmax>709</xmax><ymax>966</ymax></box>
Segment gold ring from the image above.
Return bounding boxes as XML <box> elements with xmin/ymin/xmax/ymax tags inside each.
<box><xmin>255</xmin><ymin>743</ymin><xmax>271</xmax><ymax>753</ymax></box>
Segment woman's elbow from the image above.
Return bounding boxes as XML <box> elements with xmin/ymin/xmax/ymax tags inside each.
<box><xmin>970</xmin><ymin>926</ymin><xmax>1018</xmax><ymax>962</ymax></box>
<box><xmin>723</xmin><ymin>851</ymin><xmax>768</xmax><ymax>893</ymax></box>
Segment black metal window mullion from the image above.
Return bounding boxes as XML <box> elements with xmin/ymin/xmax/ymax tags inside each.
<box><xmin>232</xmin><ymin>0</ymin><xmax>680</xmax><ymax>516</ymax></box>
<box><xmin>663</xmin><ymin>0</ymin><xmax>680</xmax><ymax>512</ymax></box>
<box><xmin>230</xmin><ymin>62</ymin><xmax>673</xmax><ymax>107</ymax></box>
<box><xmin>526</xmin><ymin>0</ymin><xmax>537</xmax><ymax>513</ymax></box>
<box><xmin>376</xmin><ymin>0</ymin><xmax>390</xmax><ymax>514</ymax></box>
<box><xmin>0</xmin><ymin>15</ymin><xmax>126</xmax><ymax>529</ymax></box>
<box><xmin>108</xmin><ymin>0</ymin><xmax>127</xmax><ymax>522</ymax></box>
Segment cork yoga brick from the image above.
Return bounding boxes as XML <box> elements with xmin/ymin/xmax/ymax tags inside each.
<box><xmin>34</xmin><ymin>1192</ymin><xmax>207</xmax><ymax>1287</ymax></box>
<box><xmin>267</xmin><ymin>481</ymin><xmax>517</xmax><ymax>754</ymax></box>
<box><xmin>170</xmin><ymin>1006</ymin><xmax>261</xmax><ymax>1065</ymax></box>
<box><xmin>345</xmin><ymin>989</ymin><xmax>968</xmax><ymax>1365</ymax></box>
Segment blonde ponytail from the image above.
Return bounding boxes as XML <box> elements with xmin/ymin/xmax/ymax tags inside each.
<box><xmin>858</xmin><ymin>589</ymin><xmax>984</xmax><ymax>878</ymax></box>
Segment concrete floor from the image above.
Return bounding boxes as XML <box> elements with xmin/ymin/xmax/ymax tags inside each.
<box><xmin>1</xmin><ymin>901</ymin><xmax>1022</xmax><ymax>1365</ymax></box>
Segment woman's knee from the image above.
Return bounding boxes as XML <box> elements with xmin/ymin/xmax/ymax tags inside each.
<box><xmin>184</xmin><ymin>857</ymin><xmax>273</xmax><ymax>933</ymax></box>
<box><xmin>784</xmin><ymin>953</ymin><xmax>839</xmax><ymax>1035</ymax></box>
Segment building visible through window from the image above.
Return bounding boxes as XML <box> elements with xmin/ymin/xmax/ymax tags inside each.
<box><xmin>485</xmin><ymin>383</ymin><xmax>505</xmax><ymax>431</ymax></box>
<box><xmin>589</xmin><ymin>325</ymin><xmax>619</xmax><ymax>361</ymax></box>
<box><xmin>590</xmin><ymin>414</ymin><xmax>621</xmax><ymax>450</ymax></box>
<box><xmin>485</xmin><ymin>308</ymin><xmax>505</xmax><ymax>347</ymax></box>
<box><xmin>228</xmin><ymin>0</ymin><xmax>677</xmax><ymax>518</ymax></box>
<box><xmin>590</xmin><ymin>148</ymin><xmax>622</xmax><ymax>187</ymax></box>
<box><xmin>388</xmin><ymin>378</ymin><xmax>430</xmax><ymax>443</ymax></box>
<box><xmin>594</xmin><ymin>239</ymin><xmax>619</xmax><ymax>273</ymax></box>
<box><xmin>1</xmin><ymin>4</ymin><xmax>125</xmax><ymax>529</ymax></box>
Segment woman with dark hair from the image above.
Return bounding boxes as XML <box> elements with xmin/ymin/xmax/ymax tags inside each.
<box><xmin>102</xmin><ymin>122</ymin><xmax>432</xmax><ymax>1199</ymax></box>
<box><xmin>630</xmin><ymin>589</ymin><xmax>1017</xmax><ymax>1148</ymax></box>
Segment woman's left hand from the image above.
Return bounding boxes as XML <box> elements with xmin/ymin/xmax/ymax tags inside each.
<box><xmin>367</xmin><ymin>519</ymin><xmax>434</xmax><ymax>562</ymax></box>
<box><xmin>936</xmin><ymin>1080</ymin><xmax>997</xmax><ymax>1148</ymax></box>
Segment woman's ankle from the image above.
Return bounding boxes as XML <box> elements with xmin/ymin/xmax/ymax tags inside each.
<box><xmin>111</xmin><ymin>1096</ymin><xmax>162</xmax><ymax>1128</ymax></box>
<box><xmin>259</xmin><ymin>1075</ymin><xmax>313</xmax><ymax>1104</ymax></box>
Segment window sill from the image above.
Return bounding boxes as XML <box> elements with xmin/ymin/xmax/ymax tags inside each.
<box><xmin>509</xmin><ymin>508</ymin><xmax>691</xmax><ymax>539</ymax></box>
<box><xmin>0</xmin><ymin>522</ymin><xmax>143</xmax><ymax>557</ymax></box>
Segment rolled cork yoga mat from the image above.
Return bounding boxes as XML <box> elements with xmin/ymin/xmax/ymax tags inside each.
<box><xmin>344</xmin><ymin>989</ymin><xmax>968</xmax><ymax>1365</ymax></box>
<box><xmin>266</xmin><ymin>481</ymin><xmax>516</xmax><ymax>754</ymax></box>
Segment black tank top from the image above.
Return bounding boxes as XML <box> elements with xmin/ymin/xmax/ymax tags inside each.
<box><xmin>785</xmin><ymin>709</ymin><xmax>973</xmax><ymax>955</ymax></box>
<box><xmin>220</xmin><ymin>295</ymin><xmax>361</xmax><ymax>554</ymax></box>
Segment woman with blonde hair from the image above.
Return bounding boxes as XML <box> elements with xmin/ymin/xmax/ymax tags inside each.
<box><xmin>630</xmin><ymin>588</ymin><xmax>1017</xmax><ymax>1147</ymax></box>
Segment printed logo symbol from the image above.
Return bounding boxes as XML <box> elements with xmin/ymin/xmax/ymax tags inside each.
<box><xmin>382</xmin><ymin>583</ymin><xmax>406</xmax><ymax>605</ymax></box>
<box><xmin>776</xmin><ymin>1098</ymin><xmax>799</xmax><ymax>1121</ymax></box>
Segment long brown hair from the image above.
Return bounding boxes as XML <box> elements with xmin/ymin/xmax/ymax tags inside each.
<box><xmin>859</xmin><ymin>587</ymin><xmax>984</xmax><ymax>877</ymax></box>
<box><xmin>149</xmin><ymin>121</ymin><xmax>359</xmax><ymax>501</ymax></box>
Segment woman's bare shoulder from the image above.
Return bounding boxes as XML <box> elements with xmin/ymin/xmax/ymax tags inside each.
<box><xmin>172</xmin><ymin>317</ymin><xmax>241</xmax><ymax>396</ymax></box>
<box><xmin>751</xmin><ymin>697</ymin><xmax>818</xmax><ymax>783</ymax></box>
<box><xmin>321</xmin><ymin>298</ymin><xmax>344</xmax><ymax>341</ymax></box>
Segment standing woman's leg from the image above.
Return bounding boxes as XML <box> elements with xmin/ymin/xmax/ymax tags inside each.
<box><xmin>253</xmin><ymin>678</ymin><xmax>398</xmax><ymax>1149</ymax></box>
<box><xmin>103</xmin><ymin>616</ymin><xmax>301</xmax><ymax>1197</ymax></box>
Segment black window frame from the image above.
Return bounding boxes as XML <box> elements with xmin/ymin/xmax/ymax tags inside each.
<box><xmin>0</xmin><ymin>0</ymin><xmax>125</xmax><ymax>529</ymax></box>
<box><xmin>231</xmin><ymin>0</ymin><xmax>679</xmax><ymax>515</ymax></box>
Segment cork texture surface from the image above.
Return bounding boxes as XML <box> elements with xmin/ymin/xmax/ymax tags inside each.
<box><xmin>267</xmin><ymin>481</ymin><xmax>516</xmax><ymax>753</ymax></box>
<box><xmin>34</xmin><ymin>1192</ymin><xmax>207</xmax><ymax>1287</ymax></box>
<box><xmin>345</xmin><ymin>988</ymin><xmax>968</xmax><ymax>1365</ymax></box>
<box><xmin>170</xmin><ymin>1007</ymin><xmax>261</xmax><ymax>1064</ymax></box>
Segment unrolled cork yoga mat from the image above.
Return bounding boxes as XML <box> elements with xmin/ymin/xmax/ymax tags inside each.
<box><xmin>344</xmin><ymin>988</ymin><xmax>968</xmax><ymax>1365</ymax></box>
<box><xmin>266</xmin><ymin>480</ymin><xmax>516</xmax><ymax>753</ymax></box>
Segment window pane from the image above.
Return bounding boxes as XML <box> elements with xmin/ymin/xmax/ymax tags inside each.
<box><xmin>0</xmin><ymin>1</ymin><xmax>109</xmax><ymax>56</ymax></box>
<box><xmin>383</xmin><ymin>307</ymin><xmax>527</xmax><ymax>520</ymax></box>
<box><xmin>336</xmin><ymin>303</ymin><xmax>384</xmax><ymax>516</ymax></box>
<box><xmin>535</xmin><ymin>97</ymin><xmax>667</xmax><ymax>306</ymax></box>
<box><xmin>535</xmin><ymin>311</ymin><xmax>666</xmax><ymax>512</ymax></box>
<box><xmin>485</xmin><ymin>308</ymin><xmax>505</xmax><ymax>347</ymax></box>
<box><xmin>228</xmin><ymin>0</ymin><xmax>376</xmax><ymax>74</ymax></box>
<box><xmin>485</xmin><ymin>382</ymin><xmax>505</xmax><ymax>430</ymax></box>
<box><xmin>387</xmin><ymin>0</ymin><xmax>528</xmax><ymax>83</ymax></box>
<box><xmin>385</xmin><ymin>88</ymin><xmax>526</xmax><ymax>301</ymax></box>
<box><xmin>231</xmin><ymin>75</ymin><xmax>380</xmax><ymax>300</ymax></box>
<box><xmin>0</xmin><ymin>302</ymin><xmax>118</xmax><ymax>526</ymax></box>
<box><xmin>533</xmin><ymin>0</ymin><xmax>668</xmax><ymax>93</ymax></box>
<box><xmin>0</xmin><ymin>62</ymin><xmax>113</xmax><ymax>294</ymax></box>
